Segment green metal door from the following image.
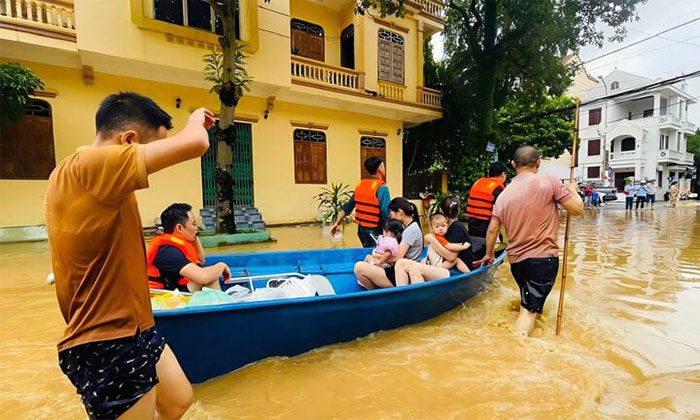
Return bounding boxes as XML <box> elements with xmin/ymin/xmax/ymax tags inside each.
<box><xmin>201</xmin><ymin>123</ymin><xmax>254</xmax><ymax>207</ymax></box>
<box><xmin>201</xmin><ymin>128</ymin><xmax>218</xmax><ymax>208</ymax></box>
<box><xmin>231</xmin><ymin>123</ymin><xmax>254</xmax><ymax>206</ymax></box>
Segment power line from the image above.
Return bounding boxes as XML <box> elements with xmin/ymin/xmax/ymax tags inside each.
<box><xmin>580</xmin><ymin>17</ymin><xmax>700</xmax><ymax>66</ymax></box>
<box><xmin>507</xmin><ymin>70</ymin><xmax>700</xmax><ymax>124</ymax></box>
<box><xmin>585</xmin><ymin>35</ymin><xmax>700</xmax><ymax>74</ymax></box>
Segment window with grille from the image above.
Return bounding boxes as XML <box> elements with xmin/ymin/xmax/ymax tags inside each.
<box><xmin>360</xmin><ymin>136</ymin><xmax>386</xmax><ymax>180</ymax></box>
<box><xmin>621</xmin><ymin>137</ymin><xmax>635</xmax><ymax>151</ymax></box>
<box><xmin>1</xmin><ymin>99</ymin><xmax>55</xmax><ymax>180</ymax></box>
<box><xmin>153</xmin><ymin>0</ymin><xmax>228</xmax><ymax>36</ymax></box>
<box><xmin>587</xmin><ymin>166</ymin><xmax>600</xmax><ymax>179</ymax></box>
<box><xmin>378</xmin><ymin>29</ymin><xmax>404</xmax><ymax>84</ymax></box>
<box><xmin>588</xmin><ymin>108</ymin><xmax>601</xmax><ymax>126</ymax></box>
<box><xmin>587</xmin><ymin>139</ymin><xmax>601</xmax><ymax>156</ymax></box>
<box><xmin>610</xmin><ymin>81</ymin><xmax>619</xmax><ymax>90</ymax></box>
<box><xmin>293</xmin><ymin>129</ymin><xmax>327</xmax><ymax>184</ymax></box>
<box><xmin>291</xmin><ymin>19</ymin><xmax>325</xmax><ymax>61</ymax></box>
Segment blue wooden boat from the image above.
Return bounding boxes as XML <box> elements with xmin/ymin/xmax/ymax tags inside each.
<box><xmin>153</xmin><ymin>247</ymin><xmax>506</xmax><ymax>383</ymax></box>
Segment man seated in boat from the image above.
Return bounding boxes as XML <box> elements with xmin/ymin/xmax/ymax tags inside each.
<box><xmin>147</xmin><ymin>203</ymin><xmax>231</xmax><ymax>292</ymax></box>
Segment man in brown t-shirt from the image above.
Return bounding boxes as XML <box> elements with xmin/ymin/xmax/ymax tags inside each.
<box><xmin>45</xmin><ymin>92</ymin><xmax>215</xmax><ymax>419</ymax></box>
<box><xmin>477</xmin><ymin>146</ymin><xmax>583</xmax><ymax>336</ymax></box>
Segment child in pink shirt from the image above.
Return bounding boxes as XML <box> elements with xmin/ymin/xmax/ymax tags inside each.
<box><xmin>365</xmin><ymin>219</ymin><xmax>404</xmax><ymax>268</ymax></box>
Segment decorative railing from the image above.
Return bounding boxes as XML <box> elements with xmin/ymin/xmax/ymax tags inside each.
<box><xmin>686</xmin><ymin>152</ymin><xmax>695</xmax><ymax>163</ymax></box>
<box><xmin>417</xmin><ymin>86</ymin><xmax>441</xmax><ymax>108</ymax></box>
<box><xmin>378</xmin><ymin>80</ymin><xmax>406</xmax><ymax>101</ymax></box>
<box><xmin>610</xmin><ymin>150</ymin><xmax>636</xmax><ymax>161</ymax></box>
<box><xmin>0</xmin><ymin>0</ymin><xmax>75</xmax><ymax>39</ymax></box>
<box><xmin>658</xmin><ymin>149</ymin><xmax>683</xmax><ymax>162</ymax></box>
<box><xmin>291</xmin><ymin>56</ymin><xmax>364</xmax><ymax>92</ymax></box>
<box><xmin>659</xmin><ymin>115</ymin><xmax>682</xmax><ymax>126</ymax></box>
<box><xmin>416</xmin><ymin>0</ymin><xmax>444</xmax><ymax>21</ymax></box>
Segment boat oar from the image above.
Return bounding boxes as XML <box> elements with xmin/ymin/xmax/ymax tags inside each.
<box><xmin>556</xmin><ymin>97</ymin><xmax>580</xmax><ymax>336</ymax></box>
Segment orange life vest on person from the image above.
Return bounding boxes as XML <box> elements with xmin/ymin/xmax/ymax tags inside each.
<box><xmin>146</xmin><ymin>234</ymin><xmax>199</xmax><ymax>289</ymax></box>
<box><xmin>354</xmin><ymin>178</ymin><xmax>384</xmax><ymax>229</ymax></box>
<box><xmin>466</xmin><ymin>177</ymin><xmax>505</xmax><ymax>221</ymax></box>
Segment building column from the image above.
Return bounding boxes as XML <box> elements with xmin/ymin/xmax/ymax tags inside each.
<box><xmin>653</xmin><ymin>94</ymin><xmax>660</xmax><ymax>117</ymax></box>
<box><xmin>416</xmin><ymin>21</ymin><xmax>425</xmax><ymax>88</ymax></box>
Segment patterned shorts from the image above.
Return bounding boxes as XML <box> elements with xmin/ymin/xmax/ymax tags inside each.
<box><xmin>58</xmin><ymin>328</ymin><xmax>166</xmax><ymax>419</ymax></box>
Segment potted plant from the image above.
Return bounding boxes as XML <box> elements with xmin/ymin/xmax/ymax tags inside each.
<box><xmin>313</xmin><ymin>183</ymin><xmax>353</xmax><ymax>237</ymax></box>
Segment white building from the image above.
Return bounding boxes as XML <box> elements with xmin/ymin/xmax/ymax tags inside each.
<box><xmin>576</xmin><ymin>70</ymin><xmax>696</xmax><ymax>194</ymax></box>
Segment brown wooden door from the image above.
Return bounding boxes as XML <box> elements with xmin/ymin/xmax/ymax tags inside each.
<box><xmin>1</xmin><ymin>115</ymin><xmax>55</xmax><ymax>179</ymax></box>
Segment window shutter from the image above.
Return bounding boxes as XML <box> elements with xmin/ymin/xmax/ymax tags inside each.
<box><xmin>293</xmin><ymin>129</ymin><xmax>327</xmax><ymax>184</ymax></box>
<box><xmin>588</xmin><ymin>139</ymin><xmax>601</xmax><ymax>156</ymax></box>
<box><xmin>360</xmin><ymin>136</ymin><xmax>387</xmax><ymax>180</ymax></box>
<box><xmin>378</xmin><ymin>38</ymin><xmax>392</xmax><ymax>82</ymax></box>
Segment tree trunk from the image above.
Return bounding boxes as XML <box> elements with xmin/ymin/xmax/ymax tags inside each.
<box><xmin>472</xmin><ymin>0</ymin><xmax>498</xmax><ymax>152</ymax></box>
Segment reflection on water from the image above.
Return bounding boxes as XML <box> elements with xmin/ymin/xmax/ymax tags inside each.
<box><xmin>1</xmin><ymin>205</ymin><xmax>699</xmax><ymax>418</ymax></box>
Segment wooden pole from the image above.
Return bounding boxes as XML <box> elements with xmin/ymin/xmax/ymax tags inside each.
<box><xmin>556</xmin><ymin>98</ymin><xmax>580</xmax><ymax>336</ymax></box>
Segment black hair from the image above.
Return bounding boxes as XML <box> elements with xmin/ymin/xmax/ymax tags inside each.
<box><xmin>364</xmin><ymin>156</ymin><xmax>384</xmax><ymax>175</ymax></box>
<box><xmin>96</xmin><ymin>92</ymin><xmax>173</xmax><ymax>135</ymax></box>
<box><xmin>512</xmin><ymin>145</ymin><xmax>541</xmax><ymax>168</ymax></box>
<box><xmin>439</xmin><ymin>196</ymin><xmax>461</xmax><ymax>219</ymax></box>
<box><xmin>429</xmin><ymin>212</ymin><xmax>448</xmax><ymax>224</ymax></box>
<box><xmin>389</xmin><ymin>197</ymin><xmax>420</xmax><ymax>225</ymax></box>
<box><xmin>384</xmin><ymin>219</ymin><xmax>404</xmax><ymax>242</ymax></box>
<box><xmin>488</xmin><ymin>161</ymin><xmax>508</xmax><ymax>177</ymax></box>
<box><xmin>160</xmin><ymin>203</ymin><xmax>192</xmax><ymax>234</ymax></box>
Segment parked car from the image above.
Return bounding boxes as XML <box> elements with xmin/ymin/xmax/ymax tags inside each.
<box><xmin>595</xmin><ymin>187</ymin><xmax>618</xmax><ymax>202</ymax></box>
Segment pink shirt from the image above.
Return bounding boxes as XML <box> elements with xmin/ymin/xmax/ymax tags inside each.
<box><xmin>374</xmin><ymin>235</ymin><xmax>399</xmax><ymax>257</ymax></box>
<box><xmin>492</xmin><ymin>172</ymin><xmax>571</xmax><ymax>263</ymax></box>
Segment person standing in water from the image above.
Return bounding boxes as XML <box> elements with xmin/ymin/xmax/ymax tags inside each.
<box><xmin>477</xmin><ymin>146</ymin><xmax>583</xmax><ymax>337</ymax></box>
<box><xmin>45</xmin><ymin>92</ymin><xmax>215</xmax><ymax>419</ymax></box>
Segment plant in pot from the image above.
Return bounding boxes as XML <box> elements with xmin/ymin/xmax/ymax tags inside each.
<box><xmin>313</xmin><ymin>183</ymin><xmax>353</xmax><ymax>237</ymax></box>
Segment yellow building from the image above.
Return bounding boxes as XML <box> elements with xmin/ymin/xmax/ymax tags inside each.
<box><xmin>0</xmin><ymin>0</ymin><xmax>443</xmax><ymax>239</ymax></box>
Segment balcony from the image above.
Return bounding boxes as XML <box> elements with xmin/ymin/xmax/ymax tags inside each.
<box><xmin>0</xmin><ymin>0</ymin><xmax>75</xmax><ymax>41</ymax></box>
<box><xmin>291</xmin><ymin>56</ymin><xmax>365</xmax><ymax>93</ymax></box>
<box><xmin>290</xmin><ymin>55</ymin><xmax>443</xmax><ymax>113</ymax></box>
<box><xmin>417</xmin><ymin>86</ymin><xmax>441</xmax><ymax>109</ymax></box>
<box><xmin>609</xmin><ymin>150</ymin><xmax>637</xmax><ymax>167</ymax></box>
<box><xmin>412</xmin><ymin>0</ymin><xmax>445</xmax><ymax>23</ymax></box>
<box><xmin>659</xmin><ymin>114</ymin><xmax>682</xmax><ymax>129</ymax></box>
<box><xmin>658</xmin><ymin>149</ymin><xmax>694</xmax><ymax>165</ymax></box>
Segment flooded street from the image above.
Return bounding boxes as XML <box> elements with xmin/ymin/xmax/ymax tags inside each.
<box><xmin>1</xmin><ymin>204</ymin><xmax>699</xmax><ymax>418</ymax></box>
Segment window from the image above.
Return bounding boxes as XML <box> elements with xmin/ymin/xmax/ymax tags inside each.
<box><xmin>621</xmin><ymin>137</ymin><xmax>635</xmax><ymax>152</ymax></box>
<box><xmin>643</xmin><ymin>109</ymin><xmax>654</xmax><ymax>118</ymax></box>
<box><xmin>153</xmin><ymin>0</ymin><xmax>226</xmax><ymax>35</ymax></box>
<box><xmin>587</xmin><ymin>166</ymin><xmax>600</xmax><ymax>179</ymax></box>
<box><xmin>660</xmin><ymin>97</ymin><xmax>668</xmax><ymax>115</ymax></box>
<box><xmin>378</xmin><ymin>29</ymin><xmax>404</xmax><ymax>84</ymax></box>
<box><xmin>340</xmin><ymin>24</ymin><xmax>355</xmax><ymax>69</ymax></box>
<box><xmin>291</xmin><ymin>19</ymin><xmax>325</xmax><ymax>62</ymax></box>
<box><xmin>587</xmin><ymin>139</ymin><xmax>601</xmax><ymax>156</ymax></box>
<box><xmin>293</xmin><ymin>129</ymin><xmax>327</xmax><ymax>184</ymax></box>
<box><xmin>610</xmin><ymin>81</ymin><xmax>619</xmax><ymax>90</ymax></box>
<box><xmin>588</xmin><ymin>108</ymin><xmax>601</xmax><ymax>126</ymax></box>
<box><xmin>1</xmin><ymin>99</ymin><xmax>55</xmax><ymax>179</ymax></box>
<box><xmin>360</xmin><ymin>136</ymin><xmax>386</xmax><ymax>179</ymax></box>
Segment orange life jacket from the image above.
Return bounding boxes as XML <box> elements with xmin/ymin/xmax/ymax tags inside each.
<box><xmin>466</xmin><ymin>177</ymin><xmax>505</xmax><ymax>221</ymax></box>
<box><xmin>146</xmin><ymin>234</ymin><xmax>199</xmax><ymax>290</ymax></box>
<box><xmin>354</xmin><ymin>178</ymin><xmax>384</xmax><ymax>229</ymax></box>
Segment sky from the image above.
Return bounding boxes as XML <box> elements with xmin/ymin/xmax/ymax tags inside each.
<box><xmin>431</xmin><ymin>0</ymin><xmax>700</xmax><ymax>124</ymax></box>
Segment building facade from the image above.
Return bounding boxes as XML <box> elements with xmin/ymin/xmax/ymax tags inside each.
<box><xmin>576</xmin><ymin>70</ymin><xmax>696</xmax><ymax>194</ymax></box>
<box><xmin>0</xmin><ymin>0</ymin><xmax>444</xmax><ymax>234</ymax></box>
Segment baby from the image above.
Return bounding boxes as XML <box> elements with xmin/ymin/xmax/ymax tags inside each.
<box><xmin>365</xmin><ymin>219</ymin><xmax>404</xmax><ymax>267</ymax></box>
<box><xmin>423</xmin><ymin>213</ymin><xmax>470</xmax><ymax>272</ymax></box>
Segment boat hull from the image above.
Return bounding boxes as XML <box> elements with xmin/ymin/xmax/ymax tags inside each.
<box><xmin>154</xmin><ymin>248</ymin><xmax>505</xmax><ymax>383</ymax></box>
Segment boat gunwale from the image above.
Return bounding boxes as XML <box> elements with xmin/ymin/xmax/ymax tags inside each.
<box><xmin>153</xmin><ymin>251</ymin><xmax>506</xmax><ymax>317</ymax></box>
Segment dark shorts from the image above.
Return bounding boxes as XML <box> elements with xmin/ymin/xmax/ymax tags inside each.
<box><xmin>358</xmin><ymin>226</ymin><xmax>383</xmax><ymax>248</ymax></box>
<box><xmin>510</xmin><ymin>257</ymin><xmax>559</xmax><ymax>314</ymax></box>
<box><xmin>384</xmin><ymin>265</ymin><xmax>396</xmax><ymax>286</ymax></box>
<box><xmin>647</xmin><ymin>194</ymin><xmax>655</xmax><ymax>203</ymax></box>
<box><xmin>58</xmin><ymin>328</ymin><xmax>166</xmax><ymax>419</ymax></box>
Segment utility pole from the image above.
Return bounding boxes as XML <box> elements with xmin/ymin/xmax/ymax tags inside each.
<box><xmin>598</xmin><ymin>76</ymin><xmax>610</xmax><ymax>187</ymax></box>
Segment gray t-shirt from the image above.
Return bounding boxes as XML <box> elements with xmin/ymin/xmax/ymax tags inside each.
<box><xmin>400</xmin><ymin>221</ymin><xmax>423</xmax><ymax>261</ymax></box>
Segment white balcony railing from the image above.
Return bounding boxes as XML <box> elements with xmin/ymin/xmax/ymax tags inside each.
<box><xmin>417</xmin><ymin>86</ymin><xmax>441</xmax><ymax>109</ymax></box>
<box><xmin>0</xmin><ymin>0</ymin><xmax>75</xmax><ymax>39</ymax></box>
<box><xmin>610</xmin><ymin>150</ymin><xmax>636</xmax><ymax>161</ymax></box>
<box><xmin>415</xmin><ymin>0</ymin><xmax>444</xmax><ymax>21</ymax></box>
<box><xmin>291</xmin><ymin>56</ymin><xmax>364</xmax><ymax>92</ymax></box>
<box><xmin>658</xmin><ymin>149</ymin><xmax>683</xmax><ymax>163</ymax></box>
<box><xmin>659</xmin><ymin>114</ymin><xmax>682</xmax><ymax>126</ymax></box>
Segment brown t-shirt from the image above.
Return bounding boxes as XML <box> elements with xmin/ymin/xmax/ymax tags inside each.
<box><xmin>491</xmin><ymin>172</ymin><xmax>572</xmax><ymax>264</ymax></box>
<box><xmin>45</xmin><ymin>144</ymin><xmax>154</xmax><ymax>351</ymax></box>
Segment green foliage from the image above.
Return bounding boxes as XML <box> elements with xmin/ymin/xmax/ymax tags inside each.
<box><xmin>355</xmin><ymin>0</ymin><xmax>405</xmax><ymax>17</ymax></box>
<box><xmin>203</xmin><ymin>48</ymin><xmax>251</xmax><ymax>104</ymax></box>
<box><xmin>0</xmin><ymin>62</ymin><xmax>45</xmax><ymax>124</ymax></box>
<box><xmin>313</xmin><ymin>183</ymin><xmax>354</xmax><ymax>225</ymax></box>
<box><xmin>406</xmin><ymin>0</ymin><xmax>643</xmax><ymax>192</ymax></box>
<box><xmin>687</xmin><ymin>129</ymin><xmax>700</xmax><ymax>163</ymax></box>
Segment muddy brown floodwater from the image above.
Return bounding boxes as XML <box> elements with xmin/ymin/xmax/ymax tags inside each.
<box><xmin>1</xmin><ymin>203</ymin><xmax>699</xmax><ymax>418</ymax></box>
